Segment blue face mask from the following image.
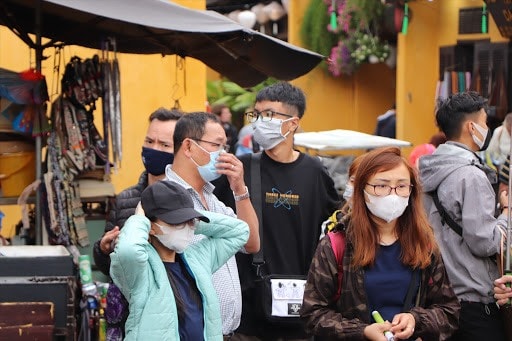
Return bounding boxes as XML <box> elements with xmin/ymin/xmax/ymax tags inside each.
<box><xmin>190</xmin><ymin>140</ymin><xmax>222</xmax><ymax>182</ymax></box>
<box><xmin>141</xmin><ymin>147</ymin><xmax>174</xmax><ymax>176</ymax></box>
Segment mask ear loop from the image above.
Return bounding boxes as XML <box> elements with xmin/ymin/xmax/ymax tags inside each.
<box><xmin>283</xmin><ymin>116</ymin><xmax>299</xmax><ymax>136</ymax></box>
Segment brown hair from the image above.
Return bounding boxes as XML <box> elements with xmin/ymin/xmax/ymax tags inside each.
<box><xmin>348</xmin><ymin>147</ymin><xmax>438</xmax><ymax>269</ymax></box>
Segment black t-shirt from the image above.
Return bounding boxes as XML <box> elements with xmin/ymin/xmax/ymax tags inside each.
<box><xmin>213</xmin><ymin>151</ymin><xmax>340</xmax><ymax>337</ymax></box>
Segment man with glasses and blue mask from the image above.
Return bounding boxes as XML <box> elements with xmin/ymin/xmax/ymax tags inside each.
<box><xmin>214</xmin><ymin>82</ymin><xmax>340</xmax><ymax>340</ymax></box>
<box><xmin>419</xmin><ymin>91</ymin><xmax>509</xmax><ymax>341</ymax></box>
<box><xmin>166</xmin><ymin>112</ymin><xmax>259</xmax><ymax>340</ymax></box>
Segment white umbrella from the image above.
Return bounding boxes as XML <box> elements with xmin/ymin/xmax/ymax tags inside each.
<box><xmin>294</xmin><ymin>129</ymin><xmax>411</xmax><ymax>152</ymax></box>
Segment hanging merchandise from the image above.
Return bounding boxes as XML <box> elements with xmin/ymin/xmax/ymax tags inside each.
<box><xmin>41</xmin><ymin>52</ymin><xmax>122</xmax><ymax>247</ymax></box>
<box><xmin>101</xmin><ymin>38</ymin><xmax>122</xmax><ymax>173</ymax></box>
<box><xmin>0</xmin><ymin>68</ymin><xmax>50</xmax><ymax>136</ymax></box>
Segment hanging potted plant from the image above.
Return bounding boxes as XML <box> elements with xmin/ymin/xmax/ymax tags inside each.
<box><xmin>301</xmin><ymin>0</ymin><xmax>395</xmax><ymax>77</ymax></box>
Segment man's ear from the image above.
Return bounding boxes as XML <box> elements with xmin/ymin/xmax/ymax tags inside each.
<box><xmin>290</xmin><ymin>117</ymin><xmax>300</xmax><ymax>133</ymax></box>
<box><xmin>182</xmin><ymin>138</ymin><xmax>193</xmax><ymax>157</ymax></box>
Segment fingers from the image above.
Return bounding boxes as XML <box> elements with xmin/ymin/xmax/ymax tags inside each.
<box><xmin>100</xmin><ymin>226</ymin><xmax>120</xmax><ymax>254</ymax></box>
<box><xmin>216</xmin><ymin>153</ymin><xmax>246</xmax><ymax>191</ymax></box>
<box><xmin>363</xmin><ymin>322</ymin><xmax>392</xmax><ymax>341</ymax></box>
<box><xmin>390</xmin><ymin>313</ymin><xmax>415</xmax><ymax>339</ymax></box>
<box><xmin>495</xmin><ymin>275</ymin><xmax>512</xmax><ymax>286</ymax></box>
<box><xmin>135</xmin><ymin>202</ymin><xmax>145</xmax><ymax>215</ymax></box>
<box><xmin>216</xmin><ymin>153</ymin><xmax>242</xmax><ymax>173</ymax></box>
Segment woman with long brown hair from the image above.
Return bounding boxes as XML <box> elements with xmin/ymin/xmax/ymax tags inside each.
<box><xmin>301</xmin><ymin>147</ymin><xmax>459</xmax><ymax>341</ymax></box>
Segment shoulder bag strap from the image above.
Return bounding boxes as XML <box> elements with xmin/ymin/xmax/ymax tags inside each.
<box><xmin>250</xmin><ymin>152</ymin><xmax>265</xmax><ymax>276</ymax></box>
<box><xmin>429</xmin><ymin>189</ymin><xmax>463</xmax><ymax>237</ymax></box>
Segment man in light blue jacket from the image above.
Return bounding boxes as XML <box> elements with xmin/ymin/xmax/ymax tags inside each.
<box><xmin>110</xmin><ymin>180</ymin><xmax>249</xmax><ymax>340</ymax></box>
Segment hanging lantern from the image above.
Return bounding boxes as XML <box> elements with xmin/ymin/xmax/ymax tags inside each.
<box><xmin>281</xmin><ymin>0</ymin><xmax>290</xmax><ymax>13</ymax></box>
<box><xmin>263</xmin><ymin>1</ymin><xmax>286</xmax><ymax>35</ymax></box>
<box><xmin>227</xmin><ymin>10</ymin><xmax>241</xmax><ymax>23</ymax></box>
<box><xmin>252</xmin><ymin>3</ymin><xmax>270</xmax><ymax>34</ymax></box>
<box><xmin>238</xmin><ymin>10</ymin><xmax>257</xmax><ymax>29</ymax></box>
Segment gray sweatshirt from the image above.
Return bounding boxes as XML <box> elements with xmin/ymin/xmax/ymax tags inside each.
<box><xmin>419</xmin><ymin>141</ymin><xmax>505</xmax><ymax>304</ymax></box>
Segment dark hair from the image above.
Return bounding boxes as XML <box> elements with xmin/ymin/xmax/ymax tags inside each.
<box><xmin>435</xmin><ymin>91</ymin><xmax>487</xmax><ymax>140</ymax></box>
<box><xmin>349</xmin><ymin>147</ymin><xmax>438</xmax><ymax>268</ymax></box>
<box><xmin>149</xmin><ymin>107</ymin><xmax>183</xmax><ymax>122</ymax></box>
<box><xmin>255</xmin><ymin>82</ymin><xmax>306</xmax><ymax>118</ymax></box>
<box><xmin>211</xmin><ymin>104</ymin><xmax>228</xmax><ymax>116</ymax></box>
<box><xmin>429</xmin><ymin>131</ymin><xmax>447</xmax><ymax>147</ymax></box>
<box><xmin>173</xmin><ymin>112</ymin><xmax>221</xmax><ymax>152</ymax></box>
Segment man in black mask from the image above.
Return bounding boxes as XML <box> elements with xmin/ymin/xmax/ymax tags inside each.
<box><xmin>419</xmin><ymin>91</ymin><xmax>508</xmax><ymax>341</ymax></box>
<box><xmin>93</xmin><ymin>108</ymin><xmax>182</xmax><ymax>339</ymax></box>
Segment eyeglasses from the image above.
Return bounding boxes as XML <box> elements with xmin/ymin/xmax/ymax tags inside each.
<box><xmin>155</xmin><ymin>219</ymin><xmax>198</xmax><ymax>231</ymax></box>
<box><xmin>245</xmin><ymin>110</ymin><xmax>294</xmax><ymax>123</ymax></box>
<box><xmin>365</xmin><ymin>183</ymin><xmax>413</xmax><ymax>197</ymax></box>
<box><xmin>191</xmin><ymin>138</ymin><xmax>230</xmax><ymax>153</ymax></box>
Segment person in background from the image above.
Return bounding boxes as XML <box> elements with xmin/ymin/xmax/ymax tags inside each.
<box><xmin>110</xmin><ymin>180</ymin><xmax>249</xmax><ymax>340</ymax></box>
<box><xmin>93</xmin><ymin>108</ymin><xmax>182</xmax><ymax>340</ymax></box>
<box><xmin>374</xmin><ymin>104</ymin><xmax>396</xmax><ymax>138</ymax></box>
<box><xmin>419</xmin><ymin>91</ymin><xmax>509</xmax><ymax>341</ymax></box>
<box><xmin>235</xmin><ymin>121</ymin><xmax>261</xmax><ymax>157</ymax></box>
<box><xmin>94</xmin><ymin>108</ymin><xmax>182</xmax><ymax>275</ymax></box>
<box><xmin>214</xmin><ymin>81</ymin><xmax>340</xmax><ymax>340</ymax></box>
<box><xmin>429</xmin><ymin>131</ymin><xmax>447</xmax><ymax>147</ymax></box>
<box><xmin>212</xmin><ymin>104</ymin><xmax>238</xmax><ymax>154</ymax></box>
<box><xmin>301</xmin><ymin>147</ymin><xmax>460</xmax><ymax>341</ymax></box>
<box><xmin>408</xmin><ymin>132</ymin><xmax>447</xmax><ymax>170</ymax></box>
<box><xmin>165</xmin><ymin>111</ymin><xmax>259</xmax><ymax>339</ymax></box>
<box><xmin>487</xmin><ymin>112</ymin><xmax>512</xmax><ymax>170</ymax></box>
<box><xmin>321</xmin><ymin>153</ymin><xmax>366</xmax><ymax>235</ymax></box>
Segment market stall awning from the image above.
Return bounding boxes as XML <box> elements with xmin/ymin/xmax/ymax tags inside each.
<box><xmin>0</xmin><ymin>0</ymin><xmax>324</xmax><ymax>87</ymax></box>
<box><xmin>294</xmin><ymin>129</ymin><xmax>412</xmax><ymax>151</ymax></box>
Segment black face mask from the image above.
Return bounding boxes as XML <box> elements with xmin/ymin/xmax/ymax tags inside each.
<box><xmin>141</xmin><ymin>147</ymin><xmax>174</xmax><ymax>176</ymax></box>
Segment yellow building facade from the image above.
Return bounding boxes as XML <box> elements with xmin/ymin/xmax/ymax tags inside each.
<box><xmin>0</xmin><ymin>0</ymin><xmax>509</xmax><ymax>237</ymax></box>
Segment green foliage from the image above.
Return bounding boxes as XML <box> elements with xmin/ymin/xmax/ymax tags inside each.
<box><xmin>206</xmin><ymin>78</ymin><xmax>278</xmax><ymax>114</ymax></box>
<box><xmin>346</xmin><ymin>0</ymin><xmax>385</xmax><ymax>29</ymax></box>
<box><xmin>300</xmin><ymin>0</ymin><xmax>392</xmax><ymax>77</ymax></box>
<box><xmin>300</xmin><ymin>0</ymin><xmax>339</xmax><ymax>66</ymax></box>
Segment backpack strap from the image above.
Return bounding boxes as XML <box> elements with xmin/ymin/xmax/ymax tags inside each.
<box><xmin>327</xmin><ymin>231</ymin><xmax>346</xmax><ymax>302</ymax></box>
<box><xmin>428</xmin><ymin>189</ymin><xmax>463</xmax><ymax>237</ymax></box>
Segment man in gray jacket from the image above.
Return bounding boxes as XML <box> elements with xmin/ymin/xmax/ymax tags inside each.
<box><xmin>419</xmin><ymin>91</ymin><xmax>508</xmax><ymax>341</ymax></box>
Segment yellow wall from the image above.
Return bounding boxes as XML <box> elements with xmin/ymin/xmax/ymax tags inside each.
<box><xmin>396</xmin><ymin>0</ymin><xmax>509</xmax><ymax>155</ymax></box>
<box><xmin>0</xmin><ymin>0</ymin><xmax>206</xmax><ymax>237</ymax></box>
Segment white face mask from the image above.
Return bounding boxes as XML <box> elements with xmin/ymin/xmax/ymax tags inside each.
<box><xmin>154</xmin><ymin>222</ymin><xmax>195</xmax><ymax>253</ymax></box>
<box><xmin>471</xmin><ymin>122</ymin><xmax>489</xmax><ymax>151</ymax></box>
<box><xmin>252</xmin><ymin>117</ymin><xmax>293</xmax><ymax>150</ymax></box>
<box><xmin>364</xmin><ymin>191</ymin><xmax>409</xmax><ymax>223</ymax></box>
<box><xmin>343</xmin><ymin>184</ymin><xmax>354</xmax><ymax>202</ymax></box>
